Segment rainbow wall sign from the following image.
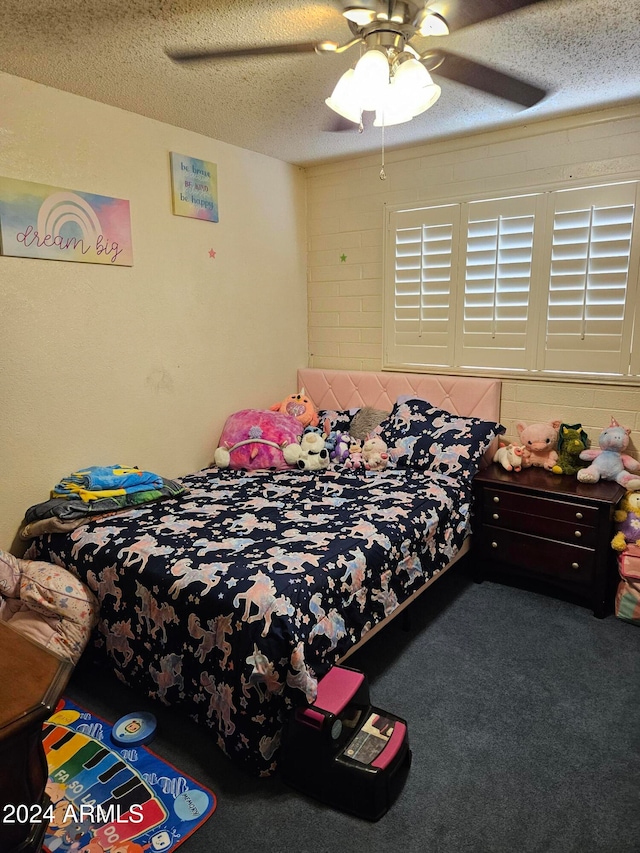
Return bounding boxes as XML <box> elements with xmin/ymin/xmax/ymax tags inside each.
<box><xmin>0</xmin><ymin>177</ymin><xmax>133</xmax><ymax>266</ymax></box>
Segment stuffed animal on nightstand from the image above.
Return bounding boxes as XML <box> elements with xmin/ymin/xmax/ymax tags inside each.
<box><xmin>577</xmin><ymin>417</ymin><xmax>640</xmax><ymax>490</ymax></box>
<box><xmin>611</xmin><ymin>491</ymin><xmax>640</xmax><ymax>551</ymax></box>
<box><xmin>493</xmin><ymin>443</ymin><xmax>525</xmax><ymax>472</ymax></box>
<box><xmin>551</xmin><ymin>424</ymin><xmax>589</xmax><ymax>476</ymax></box>
<box><xmin>516</xmin><ymin>420</ymin><xmax>562</xmax><ymax>470</ymax></box>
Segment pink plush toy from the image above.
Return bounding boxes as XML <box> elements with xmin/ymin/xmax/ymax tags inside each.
<box><xmin>577</xmin><ymin>417</ymin><xmax>640</xmax><ymax>490</ymax></box>
<box><xmin>269</xmin><ymin>389</ymin><xmax>319</xmax><ymax>428</ymax></box>
<box><xmin>214</xmin><ymin>409</ymin><xmax>302</xmax><ymax>470</ymax></box>
<box><xmin>343</xmin><ymin>438</ymin><xmax>365</xmax><ymax>471</ymax></box>
<box><xmin>516</xmin><ymin>420</ymin><xmax>562</xmax><ymax>470</ymax></box>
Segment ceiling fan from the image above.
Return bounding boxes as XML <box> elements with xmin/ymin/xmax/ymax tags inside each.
<box><xmin>167</xmin><ymin>0</ymin><xmax>548</xmax><ymax>123</ymax></box>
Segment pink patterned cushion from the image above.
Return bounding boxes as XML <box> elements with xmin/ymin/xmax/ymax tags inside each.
<box><xmin>215</xmin><ymin>409</ymin><xmax>303</xmax><ymax>470</ymax></box>
<box><xmin>0</xmin><ymin>550</ymin><xmax>98</xmax><ymax>664</ymax></box>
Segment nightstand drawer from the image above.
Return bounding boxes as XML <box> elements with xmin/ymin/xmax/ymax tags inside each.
<box><xmin>484</xmin><ymin>487</ymin><xmax>598</xmax><ymax>527</ymax></box>
<box><xmin>480</xmin><ymin>526</ymin><xmax>596</xmax><ymax>585</ymax></box>
<box><xmin>482</xmin><ymin>504</ymin><xmax>598</xmax><ymax>547</ymax></box>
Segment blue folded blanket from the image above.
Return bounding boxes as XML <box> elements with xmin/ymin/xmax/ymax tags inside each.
<box><xmin>26</xmin><ymin>477</ymin><xmax>186</xmax><ymax>522</ymax></box>
<box><xmin>53</xmin><ymin>465</ymin><xmax>164</xmax><ymax>495</ymax></box>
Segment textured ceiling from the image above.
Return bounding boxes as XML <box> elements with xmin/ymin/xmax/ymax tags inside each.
<box><xmin>0</xmin><ymin>0</ymin><xmax>639</xmax><ymax>167</ymax></box>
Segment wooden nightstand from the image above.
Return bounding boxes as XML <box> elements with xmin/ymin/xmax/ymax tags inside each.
<box><xmin>472</xmin><ymin>466</ymin><xmax>625</xmax><ymax>617</ymax></box>
<box><xmin>0</xmin><ymin>621</ymin><xmax>73</xmax><ymax>853</ymax></box>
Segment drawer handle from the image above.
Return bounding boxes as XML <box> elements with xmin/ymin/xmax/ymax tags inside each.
<box><xmin>571</xmin><ymin>562</ymin><xmax>580</xmax><ymax>570</ymax></box>
<box><xmin>575</xmin><ymin>511</ymin><xmax>583</xmax><ymax>520</ymax></box>
<box><xmin>492</xmin><ymin>513</ymin><xmax>500</xmax><ymax>521</ymax></box>
<box><xmin>574</xmin><ymin>530</ymin><xmax>582</xmax><ymax>538</ymax></box>
<box><xmin>491</xmin><ymin>541</ymin><xmax>498</xmax><ymax>549</ymax></box>
<box><xmin>493</xmin><ymin>496</ymin><xmax>500</xmax><ymax>504</ymax></box>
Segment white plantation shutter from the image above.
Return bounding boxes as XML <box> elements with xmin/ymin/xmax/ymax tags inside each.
<box><xmin>385</xmin><ymin>204</ymin><xmax>459</xmax><ymax>368</ymax></box>
<box><xmin>384</xmin><ymin>180</ymin><xmax>640</xmax><ymax>380</ymax></box>
<box><xmin>456</xmin><ymin>195</ymin><xmax>542</xmax><ymax>370</ymax></box>
<box><xmin>542</xmin><ymin>182</ymin><xmax>640</xmax><ymax>375</ymax></box>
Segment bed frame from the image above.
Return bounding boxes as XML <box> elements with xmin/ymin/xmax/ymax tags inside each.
<box><xmin>298</xmin><ymin>368</ymin><xmax>503</xmax><ymax>661</ymax></box>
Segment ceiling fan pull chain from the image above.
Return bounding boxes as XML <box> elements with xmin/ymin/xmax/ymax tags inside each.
<box><xmin>379</xmin><ymin>121</ymin><xmax>386</xmax><ymax>181</ymax></box>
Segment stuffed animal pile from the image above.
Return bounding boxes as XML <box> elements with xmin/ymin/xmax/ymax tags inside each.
<box><xmin>611</xmin><ymin>490</ymin><xmax>640</xmax><ymax>626</ymax></box>
<box><xmin>496</xmin><ymin>416</ymin><xmax>640</xmax><ymax>493</ymax></box>
<box><xmin>612</xmin><ymin>491</ymin><xmax>640</xmax><ymax>551</ymax></box>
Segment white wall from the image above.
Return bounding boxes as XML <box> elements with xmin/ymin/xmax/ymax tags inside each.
<box><xmin>0</xmin><ymin>73</ymin><xmax>308</xmax><ymax>551</ymax></box>
<box><xmin>305</xmin><ymin>104</ymin><xmax>640</xmax><ymax>454</ymax></box>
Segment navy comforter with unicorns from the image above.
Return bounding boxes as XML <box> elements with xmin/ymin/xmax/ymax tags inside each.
<box><xmin>27</xmin><ymin>464</ymin><xmax>471</xmax><ymax>775</ymax></box>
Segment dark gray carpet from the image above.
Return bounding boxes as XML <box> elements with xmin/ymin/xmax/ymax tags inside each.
<box><xmin>66</xmin><ymin>566</ymin><xmax>640</xmax><ymax>853</ymax></box>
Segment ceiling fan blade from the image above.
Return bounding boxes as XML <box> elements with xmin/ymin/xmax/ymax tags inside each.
<box><xmin>427</xmin><ymin>0</ymin><xmax>548</xmax><ymax>33</ymax></box>
<box><xmin>167</xmin><ymin>42</ymin><xmax>322</xmax><ymax>63</ymax></box>
<box><xmin>427</xmin><ymin>50</ymin><xmax>547</xmax><ymax>107</ymax></box>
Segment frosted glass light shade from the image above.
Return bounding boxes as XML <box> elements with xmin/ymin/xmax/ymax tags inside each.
<box><xmin>342</xmin><ymin>6</ymin><xmax>376</xmax><ymax>25</ymax></box>
<box><xmin>373</xmin><ymin>106</ymin><xmax>414</xmax><ymax>126</ymax></box>
<box><xmin>373</xmin><ymin>77</ymin><xmax>413</xmax><ymax>126</ymax></box>
<box><xmin>353</xmin><ymin>49</ymin><xmax>390</xmax><ymax>112</ymax></box>
<box><xmin>393</xmin><ymin>57</ymin><xmax>433</xmax><ymax>93</ymax></box>
<box><xmin>325</xmin><ymin>69</ymin><xmax>362</xmax><ymax>123</ymax></box>
<box><xmin>418</xmin><ymin>12</ymin><xmax>450</xmax><ymax>36</ymax></box>
<box><xmin>410</xmin><ymin>83</ymin><xmax>441</xmax><ymax>116</ymax></box>
<box><xmin>386</xmin><ymin>58</ymin><xmax>441</xmax><ymax>120</ymax></box>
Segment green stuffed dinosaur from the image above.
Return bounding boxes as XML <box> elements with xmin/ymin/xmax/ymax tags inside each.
<box><xmin>551</xmin><ymin>423</ymin><xmax>589</xmax><ymax>476</ymax></box>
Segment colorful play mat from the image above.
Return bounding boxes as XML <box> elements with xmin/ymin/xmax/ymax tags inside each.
<box><xmin>41</xmin><ymin>698</ymin><xmax>217</xmax><ymax>853</ymax></box>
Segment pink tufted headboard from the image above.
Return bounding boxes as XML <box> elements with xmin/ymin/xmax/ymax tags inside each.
<box><xmin>298</xmin><ymin>368</ymin><xmax>502</xmax><ymax>422</ymax></box>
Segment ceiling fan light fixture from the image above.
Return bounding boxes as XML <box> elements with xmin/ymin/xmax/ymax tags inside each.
<box><xmin>325</xmin><ymin>68</ymin><xmax>363</xmax><ymax>124</ymax></box>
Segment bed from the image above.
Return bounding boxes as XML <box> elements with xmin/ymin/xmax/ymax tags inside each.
<box><xmin>24</xmin><ymin>368</ymin><xmax>502</xmax><ymax>776</ymax></box>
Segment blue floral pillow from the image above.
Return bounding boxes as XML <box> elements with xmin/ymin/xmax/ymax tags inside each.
<box><xmin>378</xmin><ymin>398</ymin><xmax>504</xmax><ymax>477</ymax></box>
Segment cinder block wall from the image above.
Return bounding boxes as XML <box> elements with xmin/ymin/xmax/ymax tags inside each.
<box><xmin>305</xmin><ymin>105</ymin><xmax>640</xmax><ymax>456</ymax></box>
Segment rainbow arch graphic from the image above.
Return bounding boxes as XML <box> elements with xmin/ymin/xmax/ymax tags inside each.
<box><xmin>37</xmin><ymin>191</ymin><xmax>102</xmax><ymax>244</ymax></box>
<box><xmin>0</xmin><ymin>176</ymin><xmax>133</xmax><ymax>265</ymax></box>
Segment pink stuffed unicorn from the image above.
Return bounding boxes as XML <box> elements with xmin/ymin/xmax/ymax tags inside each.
<box><xmin>577</xmin><ymin>417</ymin><xmax>640</xmax><ymax>490</ymax></box>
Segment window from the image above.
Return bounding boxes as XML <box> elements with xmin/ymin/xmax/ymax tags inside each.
<box><xmin>384</xmin><ymin>180</ymin><xmax>640</xmax><ymax>381</ymax></box>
